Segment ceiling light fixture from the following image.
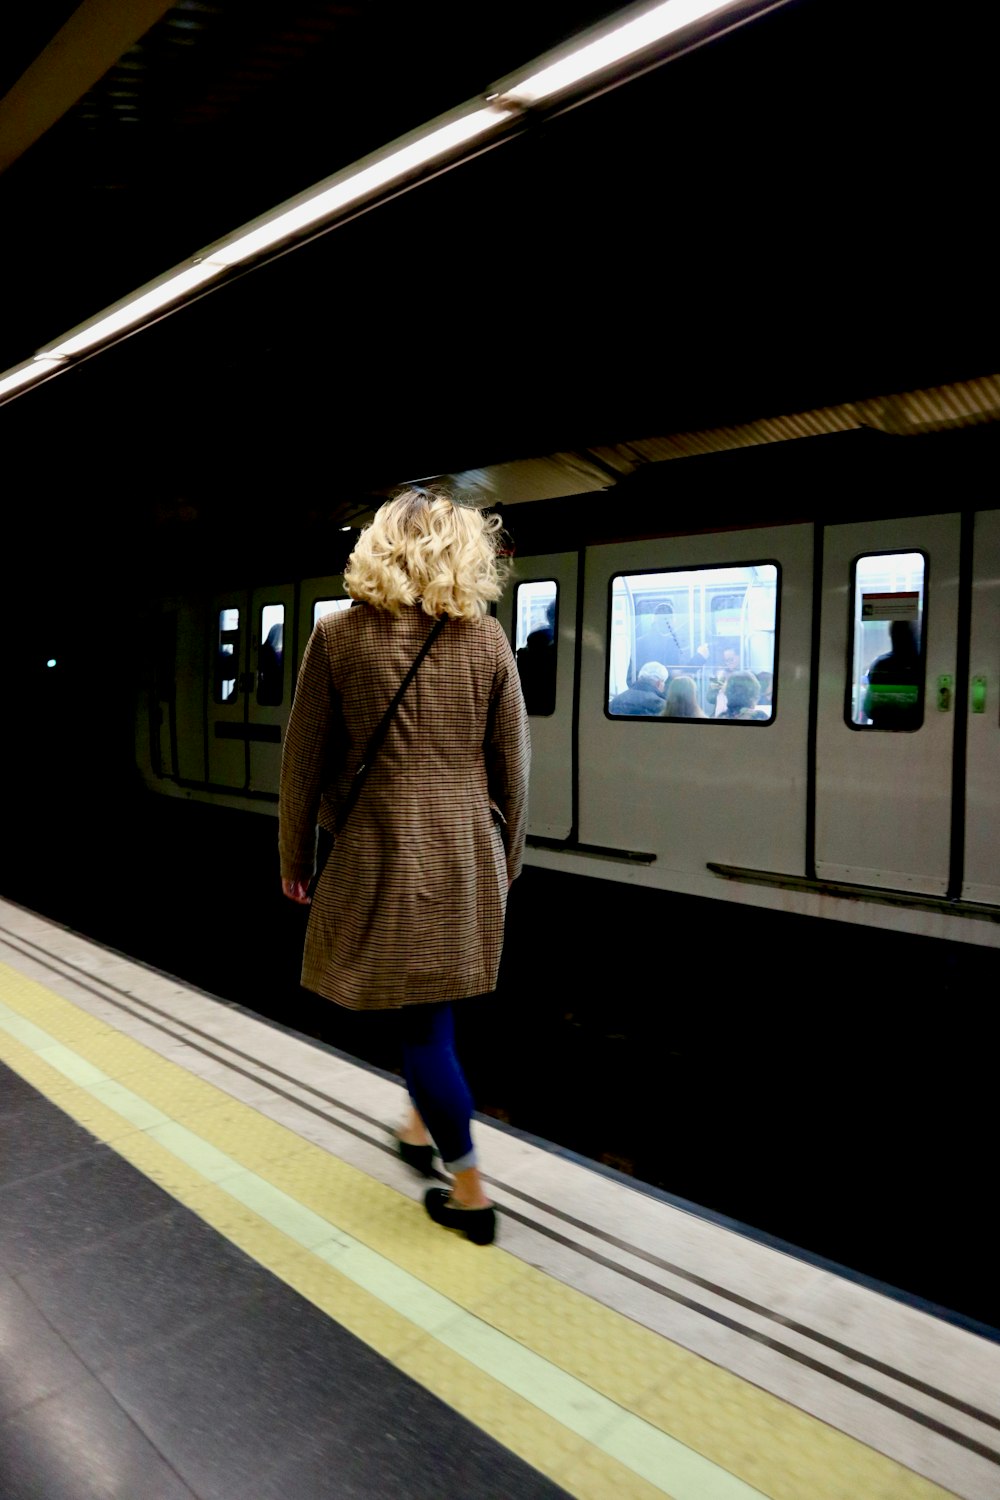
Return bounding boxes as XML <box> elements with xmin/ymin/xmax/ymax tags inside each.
<box><xmin>202</xmin><ymin>106</ymin><xmax>509</xmax><ymax>270</ymax></box>
<box><xmin>0</xmin><ymin>357</ymin><xmax>66</xmax><ymax>397</ymax></box>
<box><xmin>40</xmin><ymin>263</ymin><xmax>223</xmax><ymax>359</ymax></box>
<box><xmin>4</xmin><ymin>0</ymin><xmax>781</xmax><ymax>398</ymax></box>
<box><xmin>501</xmin><ymin>0</ymin><xmax>745</xmax><ymax>105</ymax></box>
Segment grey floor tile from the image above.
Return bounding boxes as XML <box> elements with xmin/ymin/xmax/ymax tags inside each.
<box><xmin>272</xmin><ymin>1404</ymin><xmax>570</xmax><ymax>1499</ymax></box>
<box><xmin>0</xmin><ymin>1145</ymin><xmax>176</xmax><ymax>1278</ymax></box>
<box><xmin>0</xmin><ymin>1272</ymin><xmax>94</xmax><ymax>1422</ymax></box>
<box><xmin>19</xmin><ymin>1200</ymin><xmax>285</xmax><ymax>1373</ymax></box>
<box><xmin>0</xmin><ymin>1066</ymin><xmax>50</xmax><ymax>1118</ymax></box>
<box><xmin>0</xmin><ymin>1371</ymin><xmax>197</xmax><ymax>1500</ymax></box>
<box><xmin>101</xmin><ymin>1274</ymin><xmax>567</xmax><ymax>1500</ymax></box>
<box><xmin>0</xmin><ymin>1091</ymin><xmax>104</xmax><ymax>1189</ymax></box>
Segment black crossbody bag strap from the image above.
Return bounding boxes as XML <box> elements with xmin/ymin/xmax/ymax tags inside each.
<box><xmin>332</xmin><ymin>614</ymin><xmax>446</xmax><ymax>842</ymax></box>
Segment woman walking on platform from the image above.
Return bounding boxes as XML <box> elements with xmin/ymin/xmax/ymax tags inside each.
<box><xmin>279</xmin><ymin>489</ymin><xmax>529</xmax><ymax>1244</ymax></box>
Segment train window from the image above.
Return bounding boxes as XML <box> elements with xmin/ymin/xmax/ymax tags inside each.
<box><xmin>256</xmin><ymin>603</ymin><xmax>284</xmax><ymax>707</ymax></box>
<box><xmin>313</xmin><ymin>597</ymin><xmax>352</xmax><ymax>627</ymax></box>
<box><xmin>847</xmin><ymin>552</ymin><xmax>926</xmax><ymax>730</ymax></box>
<box><xmin>214</xmin><ymin>607</ymin><xmax>240</xmax><ymax>704</ymax></box>
<box><xmin>514</xmin><ymin>579</ymin><xmax>558</xmax><ymax>715</ymax></box>
<box><xmin>608</xmin><ymin>565</ymin><xmax>778</xmax><ymax>721</ymax></box>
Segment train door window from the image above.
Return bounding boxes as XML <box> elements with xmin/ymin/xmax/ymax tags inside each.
<box><xmin>608</xmin><ymin>564</ymin><xmax>778</xmax><ymax>720</ymax></box>
<box><xmin>847</xmin><ymin>552</ymin><xmax>926</xmax><ymax>730</ymax></box>
<box><xmin>313</xmin><ymin>597</ymin><xmax>352</xmax><ymax>627</ymax></box>
<box><xmin>514</xmin><ymin>579</ymin><xmax>558</xmax><ymax>715</ymax></box>
<box><xmin>214</xmin><ymin>607</ymin><xmax>240</xmax><ymax>703</ymax></box>
<box><xmin>256</xmin><ymin>603</ymin><xmax>284</xmax><ymax>707</ymax></box>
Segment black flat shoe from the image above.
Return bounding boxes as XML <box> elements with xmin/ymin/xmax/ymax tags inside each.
<box><xmin>424</xmin><ymin>1187</ymin><xmax>496</xmax><ymax>1245</ymax></box>
<box><xmin>396</xmin><ymin>1136</ymin><xmax>435</xmax><ymax>1177</ymax></box>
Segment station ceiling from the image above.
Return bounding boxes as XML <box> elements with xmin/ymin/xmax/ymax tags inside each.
<box><xmin>1</xmin><ymin>0</ymin><xmax>997</xmax><ymax>558</ymax></box>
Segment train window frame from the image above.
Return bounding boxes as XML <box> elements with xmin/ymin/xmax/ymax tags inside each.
<box><xmin>312</xmin><ymin>597</ymin><xmax>352</xmax><ymax>628</ymax></box>
<box><xmin>213</xmin><ymin>605</ymin><xmax>241</xmax><ymax>705</ymax></box>
<box><xmin>604</xmin><ymin>560</ymin><xmax>780</xmax><ymax>725</ymax></box>
<box><xmin>256</xmin><ymin>600</ymin><xmax>285</xmax><ymax>708</ymax></box>
<box><xmin>512</xmin><ymin>578</ymin><xmax>559</xmax><ymax>717</ymax></box>
<box><xmin>844</xmin><ymin>549</ymin><xmax>928</xmax><ymax>732</ymax></box>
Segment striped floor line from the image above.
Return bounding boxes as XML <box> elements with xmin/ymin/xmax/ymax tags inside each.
<box><xmin>0</xmin><ymin>962</ymin><xmax>955</xmax><ymax>1500</ymax></box>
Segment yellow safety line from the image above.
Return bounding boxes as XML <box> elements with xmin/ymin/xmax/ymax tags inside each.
<box><xmin>0</xmin><ymin>961</ymin><xmax>956</xmax><ymax>1500</ymax></box>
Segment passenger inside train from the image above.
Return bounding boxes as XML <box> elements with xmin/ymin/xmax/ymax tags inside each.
<box><xmin>516</xmin><ymin>597</ymin><xmax>557</xmax><ymax>716</ymax></box>
<box><xmin>720</xmin><ymin>670</ymin><xmax>769</xmax><ymax>720</ymax></box>
<box><xmin>663</xmin><ymin>674</ymin><xmax>707</xmax><ymax>718</ymax></box>
<box><xmin>256</xmin><ymin>621</ymin><xmax>284</xmax><ymax>707</ymax></box>
<box><xmin>863</xmin><ymin>619</ymin><xmax>923</xmax><ymax>730</ymax></box>
<box><xmin>609</xmin><ymin>660</ymin><xmax>669</xmax><ymax>715</ymax></box>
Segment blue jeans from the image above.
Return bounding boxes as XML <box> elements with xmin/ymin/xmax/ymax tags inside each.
<box><xmin>400</xmin><ymin>1002</ymin><xmax>476</xmax><ymax>1172</ymax></box>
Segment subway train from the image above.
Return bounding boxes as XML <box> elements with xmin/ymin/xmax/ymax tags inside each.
<box><xmin>134</xmin><ymin>421</ymin><xmax>1000</xmax><ymax>954</ymax></box>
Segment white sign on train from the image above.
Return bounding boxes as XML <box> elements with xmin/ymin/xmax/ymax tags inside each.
<box><xmin>861</xmin><ymin>591</ymin><xmax>920</xmax><ymax>622</ymax></box>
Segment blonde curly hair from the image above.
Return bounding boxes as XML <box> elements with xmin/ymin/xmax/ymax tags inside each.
<box><xmin>343</xmin><ymin>488</ymin><xmax>509</xmax><ymax>621</ymax></box>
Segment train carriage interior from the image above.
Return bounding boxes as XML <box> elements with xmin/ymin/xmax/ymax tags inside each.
<box><xmin>2</xmin><ymin>1</ymin><xmax>999</xmax><ymax>1497</ymax></box>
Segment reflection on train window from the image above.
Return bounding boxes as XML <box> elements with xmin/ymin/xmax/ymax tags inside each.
<box><xmin>847</xmin><ymin>552</ymin><xmax>926</xmax><ymax>731</ymax></box>
<box><xmin>608</xmin><ymin>565</ymin><xmax>778</xmax><ymax>721</ymax></box>
<box><xmin>214</xmin><ymin>607</ymin><xmax>240</xmax><ymax>704</ymax></box>
<box><xmin>514</xmin><ymin>580</ymin><xmax>558</xmax><ymax>715</ymax></box>
<box><xmin>256</xmin><ymin>603</ymin><xmax>284</xmax><ymax>707</ymax></box>
<box><xmin>313</xmin><ymin>597</ymin><xmax>352</xmax><ymax>627</ymax></box>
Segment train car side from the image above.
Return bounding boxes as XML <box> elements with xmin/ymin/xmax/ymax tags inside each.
<box><xmin>134</xmin><ymin>506</ymin><xmax>1000</xmax><ymax>949</ymax></box>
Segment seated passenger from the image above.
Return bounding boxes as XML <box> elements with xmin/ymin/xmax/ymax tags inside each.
<box><xmin>663</xmin><ymin>674</ymin><xmax>706</xmax><ymax>718</ymax></box>
<box><xmin>720</xmin><ymin>670</ymin><xmax>768</xmax><ymax>719</ymax></box>
<box><xmin>610</xmin><ymin>661</ymin><xmax>668</xmax><ymax>716</ymax></box>
<box><xmin>863</xmin><ymin>620</ymin><xmax>921</xmax><ymax>729</ymax></box>
<box><xmin>755</xmin><ymin>670</ymin><xmax>773</xmax><ymax>707</ymax></box>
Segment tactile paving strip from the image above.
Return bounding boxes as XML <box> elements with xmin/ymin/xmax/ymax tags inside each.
<box><xmin>0</xmin><ymin>962</ymin><xmax>956</xmax><ymax>1500</ymax></box>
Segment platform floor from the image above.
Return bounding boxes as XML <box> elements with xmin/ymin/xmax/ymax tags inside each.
<box><xmin>1</xmin><ymin>896</ymin><xmax>997</xmax><ymax>1500</ymax></box>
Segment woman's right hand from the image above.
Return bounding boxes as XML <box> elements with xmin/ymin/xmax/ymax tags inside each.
<box><xmin>282</xmin><ymin>878</ymin><xmax>312</xmax><ymax>905</ymax></box>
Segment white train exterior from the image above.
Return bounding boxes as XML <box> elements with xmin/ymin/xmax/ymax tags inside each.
<box><xmin>135</xmin><ymin>434</ymin><xmax>1000</xmax><ymax>954</ymax></box>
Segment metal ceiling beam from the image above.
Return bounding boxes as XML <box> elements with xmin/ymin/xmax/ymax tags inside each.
<box><xmin>0</xmin><ymin>0</ymin><xmax>175</xmax><ymax>173</ymax></box>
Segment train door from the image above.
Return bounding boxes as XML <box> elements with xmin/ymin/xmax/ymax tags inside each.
<box><xmin>247</xmin><ymin>584</ymin><xmax>295</xmax><ymax>793</ymax></box>
<box><xmin>497</xmin><ymin>553</ymin><xmax>577</xmax><ymax>839</ymax></box>
<box><xmin>963</xmin><ymin>508</ymin><xmax>1000</xmax><ymax>905</ymax></box>
<box><xmin>814</xmin><ymin>514</ymin><xmax>960</xmax><ymax>895</ymax></box>
<box><xmin>577</xmin><ymin>524</ymin><xmax>813</xmax><ymax>877</ymax></box>
<box><xmin>206</xmin><ymin>591</ymin><xmax>248</xmax><ymax>788</ymax></box>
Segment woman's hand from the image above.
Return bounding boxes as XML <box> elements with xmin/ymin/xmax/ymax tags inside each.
<box><xmin>282</xmin><ymin>878</ymin><xmax>312</xmax><ymax>905</ymax></box>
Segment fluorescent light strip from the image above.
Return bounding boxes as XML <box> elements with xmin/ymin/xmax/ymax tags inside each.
<box><xmin>0</xmin><ymin>357</ymin><xmax>65</xmax><ymax>397</ymax></box>
<box><xmin>505</xmin><ymin>0</ymin><xmax>743</xmax><ymax>104</ymax></box>
<box><xmin>3</xmin><ymin>0</ymin><xmax>765</xmax><ymax>386</ymax></box>
<box><xmin>42</xmin><ymin>262</ymin><xmax>222</xmax><ymax>359</ymax></box>
<box><xmin>204</xmin><ymin>106</ymin><xmax>508</xmax><ymax>269</ymax></box>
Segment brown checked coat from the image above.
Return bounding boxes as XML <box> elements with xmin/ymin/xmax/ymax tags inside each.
<box><xmin>279</xmin><ymin>603</ymin><xmax>530</xmax><ymax>1010</ymax></box>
